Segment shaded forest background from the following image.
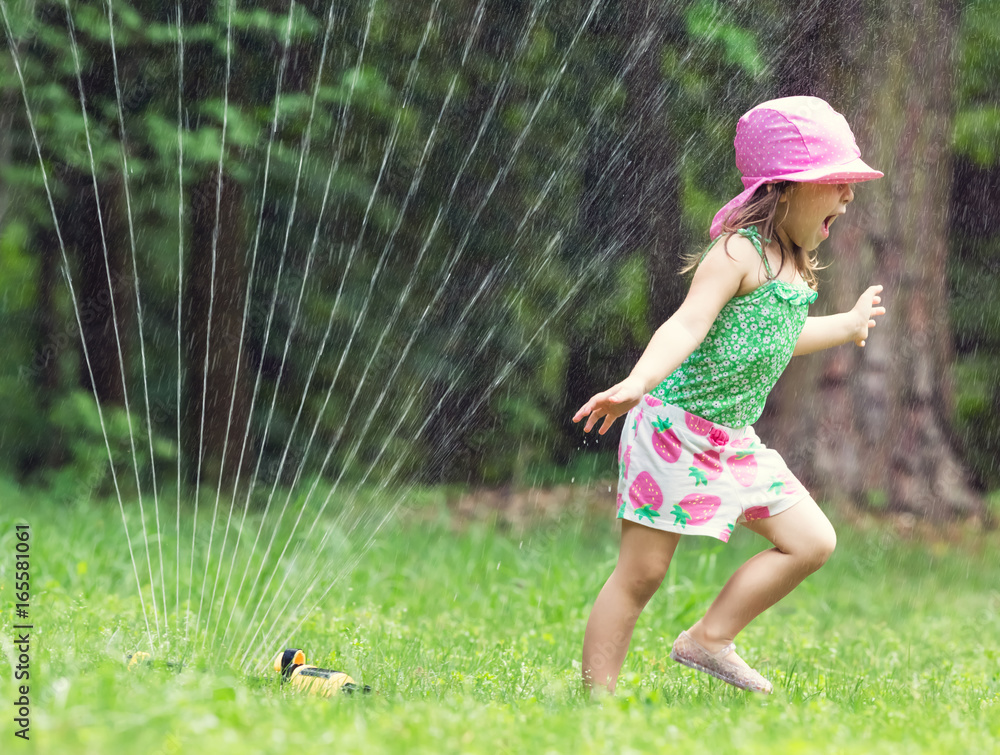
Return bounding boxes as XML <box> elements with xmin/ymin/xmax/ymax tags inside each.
<box><xmin>1</xmin><ymin>0</ymin><xmax>998</xmax><ymax>521</ymax></box>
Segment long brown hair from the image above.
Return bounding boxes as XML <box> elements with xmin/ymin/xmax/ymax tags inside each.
<box><xmin>682</xmin><ymin>181</ymin><xmax>825</xmax><ymax>290</ymax></box>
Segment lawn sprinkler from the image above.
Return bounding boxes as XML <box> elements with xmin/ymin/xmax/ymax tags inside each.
<box><xmin>272</xmin><ymin>648</ymin><xmax>371</xmax><ymax>697</ymax></box>
<box><xmin>126</xmin><ymin>652</ymin><xmax>183</xmax><ymax>671</ymax></box>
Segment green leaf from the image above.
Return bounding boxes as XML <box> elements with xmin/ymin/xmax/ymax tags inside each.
<box><xmin>689</xmin><ymin>467</ymin><xmax>708</xmax><ymax>486</ymax></box>
<box><xmin>651</xmin><ymin>416</ymin><xmax>672</xmax><ymax>432</ymax></box>
<box><xmin>685</xmin><ymin>1</ymin><xmax>766</xmax><ymax>78</ymax></box>
<box><xmin>671</xmin><ymin>504</ymin><xmax>690</xmax><ymax>527</ymax></box>
<box><xmin>615</xmin><ymin>254</ymin><xmax>652</xmax><ymax>345</ymax></box>
<box><xmin>952</xmin><ymin>106</ymin><xmax>1000</xmax><ymax>166</ymax></box>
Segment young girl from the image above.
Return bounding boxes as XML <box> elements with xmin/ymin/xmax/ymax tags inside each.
<box><xmin>573</xmin><ymin>96</ymin><xmax>885</xmax><ymax>695</ymax></box>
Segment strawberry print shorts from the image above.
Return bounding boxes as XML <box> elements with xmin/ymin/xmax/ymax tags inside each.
<box><xmin>616</xmin><ymin>396</ymin><xmax>810</xmax><ymax>542</ymax></box>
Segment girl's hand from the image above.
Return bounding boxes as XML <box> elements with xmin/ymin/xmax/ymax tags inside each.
<box><xmin>572</xmin><ymin>377</ymin><xmax>645</xmax><ymax>435</ymax></box>
<box><xmin>852</xmin><ymin>284</ymin><xmax>886</xmax><ymax>347</ymax></box>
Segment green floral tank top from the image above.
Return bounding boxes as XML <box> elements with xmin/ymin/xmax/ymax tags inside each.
<box><xmin>649</xmin><ymin>227</ymin><xmax>818</xmax><ymax>427</ymax></box>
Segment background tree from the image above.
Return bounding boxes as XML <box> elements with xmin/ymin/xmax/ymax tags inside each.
<box><xmin>179</xmin><ymin>2</ymin><xmax>254</xmax><ymax>487</ymax></box>
<box><xmin>949</xmin><ymin>0</ymin><xmax>1000</xmax><ymax>500</ymax></box>
<box><xmin>800</xmin><ymin>0</ymin><xmax>979</xmax><ymax>517</ymax></box>
<box><xmin>754</xmin><ymin>0</ymin><xmax>865</xmax><ymax>480</ymax></box>
<box><xmin>0</xmin><ymin>0</ymin><xmax>995</xmax><ymax>519</ymax></box>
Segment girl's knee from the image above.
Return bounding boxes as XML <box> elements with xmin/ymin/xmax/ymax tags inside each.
<box><xmin>800</xmin><ymin>521</ymin><xmax>836</xmax><ymax>571</ymax></box>
<box><xmin>615</xmin><ymin>523</ymin><xmax>678</xmax><ymax>604</ymax></box>
<box><xmin>761</xmin><ymin>498</ymin><xmax>836</xmax><ymax>571</ymax></box>
<box><xmin>613</xmin><ymin>556</ymin><xmax>670</xmax><ymax>604</ymax></box>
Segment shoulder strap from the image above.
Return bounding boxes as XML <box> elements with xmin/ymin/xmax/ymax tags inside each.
<box><xmin>736</xmin><ymin>226</ymin><xmax>774</xmax><ymax>278</ymax></box>
<box><xmin>696</xmin><ymin>226</ymin><xmax>774</xmax><ymax>277</ymax></box>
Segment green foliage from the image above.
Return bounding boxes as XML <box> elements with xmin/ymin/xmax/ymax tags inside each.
<box><xmin>953</xmin><ymin>0</ymin><xmax>1000</xmax><ymax>164</ymax></box>
<box><xmin>953</xmin><ymin>105</ymin><xmax>1000</xmax><ymax>166</ymax></box>
<box><xmin>660</xmin><ymin>3</ymin><xmax>770</xmax><ymax>238</ymax></box>
<box><xmin>949</xmin><ymin>243</ymin><xmax>1000</xmax><ymax>352</ymax></box>
<box><xmin>955</xmin><ymin>0</ymin><xmax>1000</xmax><ymax>104</ymax></box>
<box><xmin>1</xmin><ymin>0</ymin><xmax>998</xmax><ymax>493</ymax></box>
<box><xmin>231</xmin><ymin>5</ymin><xmax>322</xmax><ymax>40</ymax></box>
<box><xmin>986</xmin><ymin>489</ymin><xmax>1000</xmax><ymax>518</ymax></box>
<box><xmin>1</xmin><ymin>0</ymin><xmax>764</xmax><ymax>490</ymax></box>
<box><xmin>949</xmin><ymin>0</ymin><xmax>1000</xmax><ymax>489</ymax></box>
<box><xmin>685</xmin><ymin>0</ymin><xmax>768</xmax><ymax>79</ymax></box>
<box><xmin>35</xmin><ymin>389</ymin><xmax>176</xmax><ymax>502</ymax></box>
<box><xmin>614</xmin><ymin>254</ymin><xmax>653</xmax><ymax>347</ymax></box>
<box><xmin>953</xmin><ymin>353</ymin><xmax>1000</xmax><ymax>490</ymax></box>
<box><xmin>0</xmin><ymin>220</ymin><xmax>47</xmax><ymax>476</ymax></box>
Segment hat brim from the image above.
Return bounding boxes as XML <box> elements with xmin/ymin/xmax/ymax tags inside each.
<box><xmin>769</xmin><ymin>155</ymin><xmax>883</xmax><ymax>184</ymax></box>
<box><xmin>709</xmin><ymin>156</ymin><xmax>883</xmax><ymax>239</ymax></box>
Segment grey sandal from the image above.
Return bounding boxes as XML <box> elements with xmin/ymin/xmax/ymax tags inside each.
<box><xmin>670</xmin><ymin>631</ymin><xmax>773</xmax><ymax>694</ymax></box>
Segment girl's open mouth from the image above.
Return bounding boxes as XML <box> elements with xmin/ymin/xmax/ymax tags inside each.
<box><xmin>822</xmin><ymin>215</ymin><xmax>835</xmax><ymax>237</ymax></box>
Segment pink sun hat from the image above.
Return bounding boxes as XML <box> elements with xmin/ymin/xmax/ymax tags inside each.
<box><xmin>709</xmin><ymin>96</ymin><xmax>883</xmax><ymax>239</ymax></box>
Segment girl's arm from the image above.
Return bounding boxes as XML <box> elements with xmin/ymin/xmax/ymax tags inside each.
<box><xmin>793</xmin><ymin>284</ymin><xmax>885</xmax><ymax>356</ymax></box>
<box><xmin>573</xmin><ymin>236</ymin><xmax>756</xmax><ymax>435</ymax></box>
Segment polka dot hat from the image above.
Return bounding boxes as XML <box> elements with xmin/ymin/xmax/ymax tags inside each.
<box><xmin>710</xmin><ymin>96</ymin><xmax>883</xmax><ymax>239</ymax></box>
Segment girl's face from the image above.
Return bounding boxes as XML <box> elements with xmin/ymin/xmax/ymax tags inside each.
<box><xmin>776</xmin><ymin>182</ymin><xmax>854</xmax><ymax>252</ymax></box>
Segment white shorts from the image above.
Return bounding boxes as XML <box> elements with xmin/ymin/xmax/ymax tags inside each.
<box><xmin>616</xmin><ymin>397</ymin><xmax>811</xmax><ymax>542</ymax></box>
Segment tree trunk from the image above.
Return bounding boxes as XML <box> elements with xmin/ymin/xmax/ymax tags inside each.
<box><xmin>620</xmin><ymin>0</ymin><xmax>686</xmax><ymax>330</ymax></box>
<box><xmin>561</xmin><ymin>0</ymin><xmax>685</xmax><ymax>454</ymax></box>
<box><xmin>73</xmin><ymin>172</ymin><xmax>133</xmax><ymax>407</ymax></box>
<box><xmin>756</xmin><ymin>1</ymin><xmax>861</xmax><ymax>477</ymax></box>
<box><xmin>34</xmin><ymin>226</ymin><xmax>61</xmax><ymax>400</ymax></box>
<box><xmin>421</xmin><ymin>0</ymin><xmax>530</xmax><ymax>483</ymax></box>
<box><xmin>177</xmin><ymin>2</ymin><xmax>253</xmax><ymax>488</ymax></box>
<box><xmin>182</xmin><ymin>169</ymin><xmax>251</xmax><ymax>487</ymax></box>
<box><xmin>788</xmin><ymin>0</ymin><xmax>981</xmax><ymax>518</ymax></box>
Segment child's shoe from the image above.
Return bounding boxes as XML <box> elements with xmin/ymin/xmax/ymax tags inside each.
<box><xmin>669</xmin><ymin>631</ymin><xmax>773</xmax><ymax>694</ymax></box>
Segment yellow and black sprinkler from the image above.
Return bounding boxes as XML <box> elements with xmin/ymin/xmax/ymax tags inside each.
<box><xmin>126</xmin><ymin>652</ymin><xmax>183</xmax><ymax>671</ymax></box>
<box><xmin>272</xmin><ymin>648</ymin><xmax>371</xmax><ymax>697</ymax></box>
<box><xmin>126</xmin><ymin>649</ymin><xmax>369</xmax><ymax>697</ymax></box>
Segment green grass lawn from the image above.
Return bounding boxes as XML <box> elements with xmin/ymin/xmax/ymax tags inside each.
<box><xmin>1</xmin><ymin>483</ymin><xmax>999</xmax><ymax>754</ymax></box>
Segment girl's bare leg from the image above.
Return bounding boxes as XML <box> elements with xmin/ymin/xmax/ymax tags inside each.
<box><xmin>685</xmin><ymin>498</ymin><xmax>836</xmax><ymax>668</ymax></box>
<box><xmin>582</xmin><ymin>521</ymin><xmax>681</xmax><ymax>693</ymax></box>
